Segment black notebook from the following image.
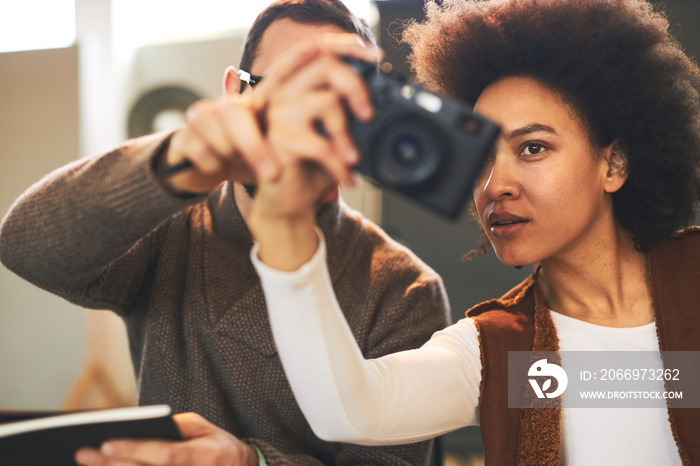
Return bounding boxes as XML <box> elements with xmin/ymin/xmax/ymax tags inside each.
<box><xmin>0</xmin><ymin>404</ymin><xmax>181</xmax><ymax>466</ymax></box>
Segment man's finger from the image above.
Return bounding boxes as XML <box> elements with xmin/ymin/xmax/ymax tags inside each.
<box><xmin>186</xmin><ymin>99</ymin><xmax>237</xmax><ymax>159</ymax></box>
<box><xmin>75</xmin><ymin>447</ymin><xmax>146</xmax><ymax>466</ymax></box>
<box><xmin>251</xmin><ymin>34</ymin><xmax>381</xmax><ymax>111</ymax></box>
<box><xmin>98</xmin><ymin>439</ymin><xmax>179</xmax><ymax>465</ymax></box>
<box><xmin>265</xmin><ymin>93</ymin><xmax>353</xmax><ymax>185</ymax></box>
<box><xmin>306</xmin><ymin>91</ymin><xmax>360</xmax><ymax>165</ymax></box>
<box><xmin>176</xmin><ymin>129</ymin><xmax>226</xmax><ymax>176</ymax></box>
<box><xmin>250</xmin><ymin>40</ymin><xmax>322</xmax><ymax>109</ymax></box>
<box><xmin>280</xmin><ymin>136</ymin><xmax>354</xmax><ymax>188</ymax></box>
<box><xmin>171</xmin><ymin>412</ymin><xmax>213</xmax><ymax>438</ymax></box>
<box><xmin>219</xmin><ymin>98</ymin><xmax>280</xmax><ymax>181</ymax></box>
<box><xmin>317</xmin><ymin>33</ymin><xmax>384</xmax><ymax>64</ymax></box>
<box><xmin>276</xmin><ymin>56</ymin><xmax>374</xmax><ymax>123</ymax></box>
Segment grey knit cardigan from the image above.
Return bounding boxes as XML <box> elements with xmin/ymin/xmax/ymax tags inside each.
<box><xmin>0</xmin><ymin>132</ymin><xmax>451</xmax><ymax>465</ymax></box>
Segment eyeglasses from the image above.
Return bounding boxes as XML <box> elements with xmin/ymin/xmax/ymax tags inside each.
<box><xmin>238</xmin><ymin>69</ymin><xmax>263</xmax><ymax>89</ymax></box>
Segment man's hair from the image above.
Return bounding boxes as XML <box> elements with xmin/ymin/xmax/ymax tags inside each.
<box><xmin>239</xmin><ymin>0</ymin><xmax>375</xmax><ymax>89</ymax></box>
<box><xmin>404</xmin><ymin>0</ymin><xmax>700</xmax><ymax>250</ymax></box>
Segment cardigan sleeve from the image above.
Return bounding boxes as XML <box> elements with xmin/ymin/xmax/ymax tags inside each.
<box><xmin>252</xmin><ymin>230</ymin><xmax>482</xmax><ymax>445</ymax></box>
<box><xmin>0</xmin><ymin>131</ymin><xmax>203</xmax><ymax>315</ymax></box>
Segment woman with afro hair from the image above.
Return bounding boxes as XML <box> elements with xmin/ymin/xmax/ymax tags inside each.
<box><xmin>246</xmin><ymin>0</ymin><xmax>700</xmax><ymax>464</ymax></box>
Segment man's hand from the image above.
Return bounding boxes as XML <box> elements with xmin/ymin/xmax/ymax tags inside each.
<box><xmin>74</xmin><ymin>412</ymin><xmax>258</xmax><ymax>466</ymax></box>
<box><xmin>157</xmin><ymin>33</ymin><xmax>380</xmax><ymax>203</ymax></box>
<box><xmin>157</xmin><ymin>95</ymin><xmax>277</xmax><ymax>196</ymax></box>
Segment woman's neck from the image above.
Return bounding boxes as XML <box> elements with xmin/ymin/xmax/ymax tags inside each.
<box><xmin>537</xmin><ymin>226</ymin><xmax>653</xmax><ymax>328</ymax></box>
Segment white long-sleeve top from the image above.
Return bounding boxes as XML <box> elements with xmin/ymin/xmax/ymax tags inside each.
<box><xmin>252</xmin><ymin>232</ymin><xmax>481</xmax><ymax>445</ymax></box>
<box><xmin>252</xmin><ymin>232</ymin><xmax>681</xmax><ymax>465</ymax></box>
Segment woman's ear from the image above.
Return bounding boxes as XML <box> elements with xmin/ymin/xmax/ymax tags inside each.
<box><xmin>604</xmin><ymin>141</ymin><xmax>629</xmax><ymax>193</ymax></box>
<box><xmin>223</xmin><ymin>66</ymin><xmax>241</xmax><ymax>97</ymax></box>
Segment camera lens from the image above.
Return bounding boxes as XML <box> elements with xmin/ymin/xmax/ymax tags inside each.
<box><xmin>372</xmin><ymin>118</ymin><xmax>445</xmax><ymax>189</ymax></box>
<box><xmin>393</xmin><ymin>138</ymin><xmax>421</xmax><ymax>165</ymax></box>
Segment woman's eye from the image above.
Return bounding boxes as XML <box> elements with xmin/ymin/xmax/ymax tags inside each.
<box><xmin>522</xmin><ymin>143</ymin><xmax>545</xmax><ymax>156</ymax></box>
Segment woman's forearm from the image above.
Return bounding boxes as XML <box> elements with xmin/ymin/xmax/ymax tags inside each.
<box><xmin>252</xmin><ymin>232</ymin><xmax>482</xmax><ymax>445</ymax></box>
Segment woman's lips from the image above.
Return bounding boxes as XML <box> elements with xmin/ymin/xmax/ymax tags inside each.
<box><xmin>488</xmin><ymin>212</ymin><xmax>529</xmax><ymax>238</ymax></box>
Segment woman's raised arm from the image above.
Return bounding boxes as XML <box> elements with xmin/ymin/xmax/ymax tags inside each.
<box><xmin>251</xmin><ymin>231</ymin><xmax>482</xmax><ymax>445</ymax></box>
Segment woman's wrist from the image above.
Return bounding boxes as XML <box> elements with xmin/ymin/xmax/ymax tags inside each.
<box><xmin>248</xmin><ymin>208</ymin><xmax>319</xmax><ymax>271</ymax></box>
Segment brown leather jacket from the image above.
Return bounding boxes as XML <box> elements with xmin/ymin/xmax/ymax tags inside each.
<box><xmin>467</xmin><ymin>227</ymin><xmax>700</xmax><ymax>465</ymax></box>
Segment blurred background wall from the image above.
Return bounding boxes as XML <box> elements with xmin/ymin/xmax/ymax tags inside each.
<box><xmin>0</xmin><ymin>44</ymin><xmax>85</xmax><ymax>410</ymax></box>
<box><xmin>0</xmin><ymin>0</ymin><xmax>698</xmax><ymax>464</ymax></box>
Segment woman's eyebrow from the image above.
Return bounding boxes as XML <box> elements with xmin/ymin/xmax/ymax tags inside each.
<box><xmin>504</xmin><ymin>123</ymin><xmax>559</xmax><ymax>140</ymax></box>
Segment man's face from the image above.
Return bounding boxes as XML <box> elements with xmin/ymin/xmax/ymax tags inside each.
<box><xmin>248</xmin><ymin>18</ymin><xmax>350</xmax><ymax>91</ymax></box>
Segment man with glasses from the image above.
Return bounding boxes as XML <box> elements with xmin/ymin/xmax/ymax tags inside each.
<box><xmin>237</xmin><ymin>69</ymin><xmax>263</xmax><ymax>89</ymax></box>
<box><xmin>0</xmin><ymin>1</ymin><xmax>449</xmax><ymax>465</ymax></box>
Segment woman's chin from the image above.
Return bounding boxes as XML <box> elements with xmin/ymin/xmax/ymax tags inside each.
<box><xmin>493</xmin><ymin>248</ymin><xmax>534</xmax><ymax>268</ymax></box>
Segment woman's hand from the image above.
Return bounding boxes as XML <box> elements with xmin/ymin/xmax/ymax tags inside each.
<box><xmin>248</xmin><ymin>36</ymin><xmax>381</xmax><ymax>271</ymax></box>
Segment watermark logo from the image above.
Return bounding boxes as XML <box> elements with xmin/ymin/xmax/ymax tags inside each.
<box><xmin>528</xmin><ymin>358</ymin><xmax>568</xmax><ymax>399</ymax></box>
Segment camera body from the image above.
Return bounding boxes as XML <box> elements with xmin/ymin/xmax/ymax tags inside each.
<box><xmin>345</xmin><ymin>59</ymin><xmax>500</xmax><ymax>219</ymax></box>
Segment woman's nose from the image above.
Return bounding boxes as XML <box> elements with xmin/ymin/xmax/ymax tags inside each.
<box><xmin>481</xmin><ymin>154</ymin><xmax>520</xmax><ymax>201</ymax></box>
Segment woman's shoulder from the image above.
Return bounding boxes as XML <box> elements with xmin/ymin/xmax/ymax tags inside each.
<box><xmin>464</xmin><ymin>274</ymin><xmax>538</xmax><ymax>355</ymax></box>
<box><xmin>466</xmin><ymin>274</ymin><xmax>537</xmax><ymax>323</ymax></box>
<box><xmin>667</xmin><ymin>226</ymin><xmax>700</xmax><ymax>242</ymax></box>
<box><xmin>651</xmin><ymin>226</ymin><xmax>700</xmax><ymax>258</ymax></box>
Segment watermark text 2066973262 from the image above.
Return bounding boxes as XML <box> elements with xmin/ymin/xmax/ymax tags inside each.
<box><xmin>508</xmin><ymin>351</ymin><xmax>700</xmax><ymax>409</ymax></box>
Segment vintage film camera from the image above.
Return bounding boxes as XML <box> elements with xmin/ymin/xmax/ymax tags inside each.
<box><xmin>345</xmin><ymin>59</ymin><xmax>500</xmax><ymax>219</ymax></box>
<box><xmin>155</xmin><ymin>60</ymin><xmax>499</xmax><ymax>219</ymax></box>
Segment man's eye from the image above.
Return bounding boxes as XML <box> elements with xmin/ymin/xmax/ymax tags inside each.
<box><xmin>522</xmin><ymin>143</ymin><xmax>545</xmax><ymax>156</ymax></box>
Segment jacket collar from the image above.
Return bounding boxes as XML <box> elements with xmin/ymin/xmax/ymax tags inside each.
<box><xmin>208</xmin><ymin>181</ymin><xmax>343</xmax><ymax>249</ymax></box>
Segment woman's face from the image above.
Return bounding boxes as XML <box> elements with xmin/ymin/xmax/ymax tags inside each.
<box><xmin>472</xmin><ymin>76</ymin><xmax>623</xmax><ymax>267</ymax></box>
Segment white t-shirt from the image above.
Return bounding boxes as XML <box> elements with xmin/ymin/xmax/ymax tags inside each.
<box><xmin>252</xmin><ymin>233</ymin><xmax>681</xmax><ymax>465</ymax></box>
<box><xmin>552</xmin><ymin>311</ymin><xmax>681</xmax><ymax>465</ymax></box>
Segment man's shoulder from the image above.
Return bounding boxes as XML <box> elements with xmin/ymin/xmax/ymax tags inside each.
<box><xmin>332</xmin><ymin>202</ymin><xmax>450</xmax><ymax>354</ymax></box>
<box><xmin>333</xmin><ymin>201</ymin><xmax>442</xmax><ymax>281</ymax></box>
